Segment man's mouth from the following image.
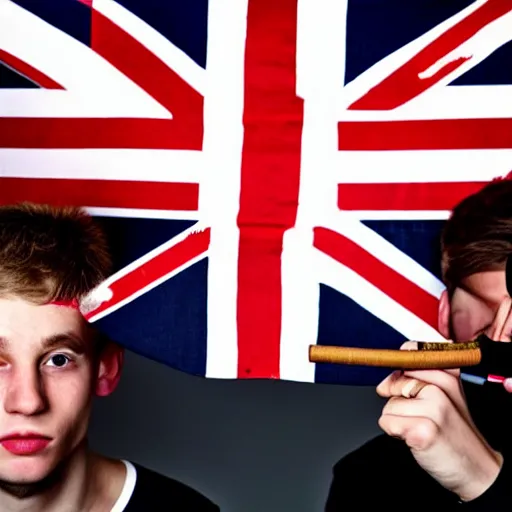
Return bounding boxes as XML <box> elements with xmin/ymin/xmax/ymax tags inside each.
<box><xmin>0</xmin><ymin>433</ymin><xmax>52</xmax><ymax>456</ymax></box>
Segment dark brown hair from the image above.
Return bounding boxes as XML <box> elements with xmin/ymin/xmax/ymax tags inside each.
<box><xmin>441</xmin><ymin>178</ymin><xmax>512</xmax><ymax>293</ymax></box>
<box><xmin>0</xmin><ymin>202</ymin><xmax>111</xmax><ymax>304</ymax></box>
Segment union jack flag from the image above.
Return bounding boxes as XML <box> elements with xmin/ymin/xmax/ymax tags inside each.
<box><xmin>1</xmin><ymin>0</ymin><xmax>511</xmax><ymax>385</ymax></box>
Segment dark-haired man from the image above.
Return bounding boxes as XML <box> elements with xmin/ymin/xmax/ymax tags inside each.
<box><xmin>326</xmin><ymin>179</ymin><xmax>512</xmax><ymax>509</ymax></box>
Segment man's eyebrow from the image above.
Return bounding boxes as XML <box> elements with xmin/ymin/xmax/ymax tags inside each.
<box><xmin>42</xmin><ymin>333</ymin><xmax>87</xmax><ymax>354</ymax></box>
<box><xmin>0</xmin><ymin>334</ymin><xmax>87</xmax><ymax>354</ymax></box>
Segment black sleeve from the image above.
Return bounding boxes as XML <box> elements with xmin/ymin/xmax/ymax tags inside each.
<box><xmin>458</xmin><ymin>452</ymin><xmax>511</xmax><ymax>509</ymax></box>
<box><xmin>126</xmin><ymin>463</ymin><xmax>220</xmax><ymax>511</ymax></box>
<box><xmin>325</xmin><ymin>436</ymin><xmax>407</xmax><ymax>510</ymax></box>
<box><xmin>325</xmin><ymin>458</ymin><xmax>374</xmax><ymax>511</ymax></box>
<box><xmin>324</xmin><ymin>435</ymin><xmax>463</xmax><ymax>510</ymax></box>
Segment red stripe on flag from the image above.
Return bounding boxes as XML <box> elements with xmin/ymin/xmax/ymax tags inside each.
<box><xmin>349</xmin><ymin>1</ymin><xmax>511</xmax><ymax>110</ymax></box>
<box><xmin>0</xmin><ymin>8</ymin><xmax>204</xmax><ymax>150</ymax></box>
<box><xmin>0</xmin><ymin>118</ymin><xmax>198</xmax><ymax>149</ymax></box>
<box><xmin>90</xmin><ymin>8</ymin><xmax>203</xmax><ymax>147</ymax></box>
<box><xmin>0</xmin><ymin>177</ymin><xmax>199</xmax><ymax>211</ymax></box>
<box><xmin>85</xmin><ymin>228</ymin><xmax>211</xmax><ymax>321</ymax></box>
<box><xmin>237</xmin><ymin>0</ymin><xmax>303</xmax><ymax>378</ymax></box>
<box><xmin>91</xmin><ymin>9</ymin><xmax>202</xmax><ymax>120</ymax></box>
<box><xmin>0</xmin><ymin>49</ymin><xmax>64</xmax><ymax>89</ymax></box>
<box><xmin>338</xmin><ymin>182</ymin><xmax>487</xmax><ymax>211</ymax></box>
<box><xmin>338</xmin><ymin>119</ymin><xmax>512</xmax><ymax>150</ymax></box>
<box><xmin>313</xmin><ymin>227</ymin><xmax>439</xmax><ymax>330</ymax></box>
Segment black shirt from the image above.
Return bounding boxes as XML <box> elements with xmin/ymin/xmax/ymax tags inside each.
<box><xmin>325</xmin><ymin>381</ymin><xmax>512</xmax><ymax>510</ymax></box>
<box><xmin>121</xmin><ymin>462</ymin><xmax>219</xmax><ymax>511</ymax></box>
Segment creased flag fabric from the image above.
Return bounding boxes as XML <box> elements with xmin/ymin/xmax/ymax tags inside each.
<box><xmin>1</xmin><ymin>0</ymin><xmax>511</xmax><ymax>385</ymax></box>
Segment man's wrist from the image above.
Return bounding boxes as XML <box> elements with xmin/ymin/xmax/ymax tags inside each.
<box><xmin>457</xmin><ymin>450</ymin><xmax>503</xmax><ymax>502</ymax></box>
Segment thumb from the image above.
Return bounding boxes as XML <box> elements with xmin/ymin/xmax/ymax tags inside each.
<box><xmin>504</xmin><ymin>379</ymin><xmax>512</xmax><ymax>393</ymax></box>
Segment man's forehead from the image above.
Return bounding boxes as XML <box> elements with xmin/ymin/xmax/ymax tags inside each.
<box><xmin>0</xmin><ymin>297</ymin><xmax>86</xmax><ymax>337</ymax></box>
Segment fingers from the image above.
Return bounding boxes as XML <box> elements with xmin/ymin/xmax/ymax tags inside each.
<box><xmin>377</xmin><ymin>371</ymin><xmax>427</xmax><ymax>399</ymax></box>
<box><xmin>382</xmin><ymin>395</ymin><xmax>445</xmax><ymax>426</ymax></box>
<box><xmin>402</xmin><ymin>369</ymin><xmax>465</xmax><ymax>408</ymax></box>
<box><xmin>487</xmin><ymin>297</ymin><xmax>512</xmax><ymax>392</ymax></box>
<box><xmin>377</xmin><ymin>368</ymin><xmax>470</xmax><ymax>422</ymax></box>
<box><xmin>400</xmin><ymin>341</ymin><xmax>418</xmax><ymax>350</ymax></box>
<box><xmin>489</xmin><ymin>297</ymin><xmax>512</xmax><ymax>342</ymax></box>
<box><xmin>498</xmin><ymin>298</ymin><xmax>512</xmax><ymax>342</ymax></box>
<box><xmin>377</xmin><ymin>373</ymin><xmax>448</xmax><ymax>405</ymax></box>
<box><xmin>401</xmin><ymin>378</ymin><xmax>427</xmax><ymax>398</ymax></box>
<box><xmin>376</xmin><ymin>370</ymin><xmax>400</xmax><ymax>397</ymax></box>
<box><xmin>378</xmin><ymin>414</ymin><xmax>439</xmax><ymax>451</ymax></box>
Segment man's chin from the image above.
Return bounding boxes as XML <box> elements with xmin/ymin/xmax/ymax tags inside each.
<box><xmin>0</xmin><ymin>457</ymin><xmax>63</xmax><ymax>498</ymax></box>
<box><xmin>0</xmin><ymin>479</ymin><xmax>51</xmax><ymax>499</ymax></box>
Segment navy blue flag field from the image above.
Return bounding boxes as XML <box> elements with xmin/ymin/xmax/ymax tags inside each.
<box><xmin>0</xmin><ymin>0</ymin><xmax>511</xmax><ymax>385</ymax></box>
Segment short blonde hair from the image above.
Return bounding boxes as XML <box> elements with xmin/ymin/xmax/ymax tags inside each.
<box><xmin>0</xmin><ymin>202</ymin><xmax>111</xmax><ymax>304</ymax></box>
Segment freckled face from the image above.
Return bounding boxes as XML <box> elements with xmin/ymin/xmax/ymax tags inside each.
<box><xmin>0</xmin><ymin>297</ymin><xmax>96</xmax><ymax>484</ymax></box>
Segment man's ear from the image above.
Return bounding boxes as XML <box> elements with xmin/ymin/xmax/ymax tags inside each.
<box><xmin>95</xmin><ymin>342</ymin><xmax>124</xmax><ymax>397</ymax></box>
<box><xmin>438</xmin><ymin>288</ymin><xmax>451</xmax><ymax>339</ymax></box>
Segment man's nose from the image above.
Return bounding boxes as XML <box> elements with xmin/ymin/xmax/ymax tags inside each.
<box><xmin>4</xmin><ymin>367</ymin><xmax>47</xmax><ymax>416</ymax></box>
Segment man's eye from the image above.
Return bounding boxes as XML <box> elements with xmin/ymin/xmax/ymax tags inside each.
<box><xmin>45</xmin><ymin>354</ymin><xmax>71</xmax><ymax>368</ymax></box>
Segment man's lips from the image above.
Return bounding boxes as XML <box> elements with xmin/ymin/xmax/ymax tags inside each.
<box><xmin>0</xmin><ymin>433</ymin><xmax>52</xmax><ymax>455</ymax></box>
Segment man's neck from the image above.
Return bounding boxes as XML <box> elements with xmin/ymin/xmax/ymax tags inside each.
<box><xmin>0</xmin><ymin>442</ymin><xmax>127</xmax><ymax>512</ymax></box>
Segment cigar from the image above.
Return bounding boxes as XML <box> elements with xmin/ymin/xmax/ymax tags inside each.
<box><xmin>309</xmin><ymin>334</ymin><xmax>511</xmax><ymax>380</ymax></box>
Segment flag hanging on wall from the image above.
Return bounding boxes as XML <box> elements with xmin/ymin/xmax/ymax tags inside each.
<box><xmin>1</xmin><ymin>0</ymin><xmax>511</xmax><ymax>385</ymax></box>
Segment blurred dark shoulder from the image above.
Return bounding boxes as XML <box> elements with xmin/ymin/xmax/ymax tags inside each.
<box><xmin>324</xmin><ymin>381</ymin><xmax>512</xmax><ymax>510</ymax></box>
<box><xmin>124</xmin><ymin>462</ymin><xmax>219</xmax><ymax>512</ymax></box>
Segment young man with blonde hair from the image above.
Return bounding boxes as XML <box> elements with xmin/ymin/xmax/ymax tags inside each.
<box><xmin>0</xmin><ymin>203</ymin><xmax>219</xmax><ymax>511</ymax></box>
<box><xmin>326</xmin><ymin>178</ymin><xmax>512</xmax><ymax>509</ymax></box>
